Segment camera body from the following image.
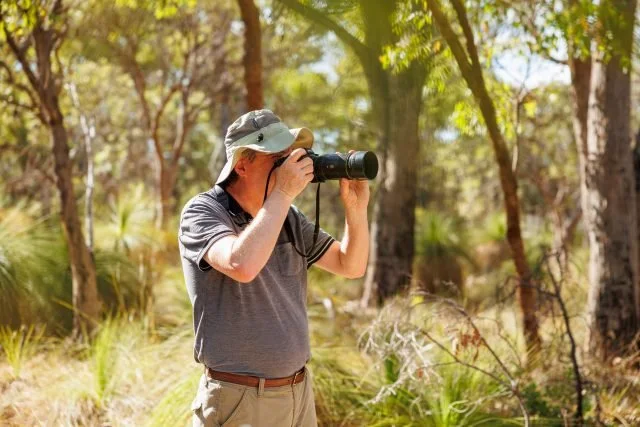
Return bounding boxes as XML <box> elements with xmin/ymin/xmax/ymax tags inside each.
<box><xmin>275</xmin><ymin>149</ymin><xmax>379</xmax><ymax>183</ymax></box>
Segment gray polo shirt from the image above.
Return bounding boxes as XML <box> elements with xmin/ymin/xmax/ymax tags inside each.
<box><xmin>178</xmin><ymin>186</ymin><xmax>334</xmax><ymax>378</ymax></box>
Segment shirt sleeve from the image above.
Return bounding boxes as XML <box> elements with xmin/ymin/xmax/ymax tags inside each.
<box><xmin>290</xmin><ymin>205</ymin><xmax>335</xmax><ymax>268</ymax></box>
<box><xmin>178</xmin><ymin>194</ymin><xmax>236</xmax><ymax>271</ymax></box>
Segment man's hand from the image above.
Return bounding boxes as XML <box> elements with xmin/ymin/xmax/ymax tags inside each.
<box><xmin>274</xmin><ymin>148</ymin><xmax>314</xmax><ymax>200</ymax></box>
<box><xmin>339</xmin><ymin>151</ymin><xmax>370</xmax><ymax>212</ymax></box>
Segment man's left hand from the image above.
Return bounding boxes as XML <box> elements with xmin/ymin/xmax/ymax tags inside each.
<box><xmin>339</xmin><ymin>151</ymin><xmax>370</xmax><ymax>212</ymax></box>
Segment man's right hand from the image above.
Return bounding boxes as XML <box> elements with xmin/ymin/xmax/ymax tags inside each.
<box><xmin>273</xmin><ymin>148</ymin><xmax>314</xmax><ymax>200</ymax></box>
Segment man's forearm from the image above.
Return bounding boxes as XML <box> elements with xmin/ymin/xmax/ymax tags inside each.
<box><xmin>229</xmin><ymin>190</ymin><xmax>292</xmax><ymax>279</ymax></box>
<box><xmin>338</xmin><ymin>207</ymin><xmax>369</xmax><ymax>278</ymax></box>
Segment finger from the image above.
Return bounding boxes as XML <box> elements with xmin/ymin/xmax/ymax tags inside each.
<box><xmin>297</xmin><ymin>158</ymin><xmax>313</xmax><ymax>169</ymax></box>
<box><xmin>300</xmin><ymin>163</ymin><xmax>314</xmax><ymax>173</ymax></box>
<box><xmin>286</xmin><ymin>148</ymin><xmax>308</xmax><ymax>163</ymax></box>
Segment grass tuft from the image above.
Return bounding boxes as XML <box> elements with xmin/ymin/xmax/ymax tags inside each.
<box><xmin>0</xmin><ymin>324</ymin><xmax>45</xmax><ymax>379</ymax></box>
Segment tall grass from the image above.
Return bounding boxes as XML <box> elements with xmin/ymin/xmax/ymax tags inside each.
<box><xmin>310</xmin><ymin>346</ymin><xmax>376</xmax><ymax>425</ymax></box>
<box><xmin>1</xmin><ymin>197</ymin><xmax>637</xmax><ymax>426</ymax></box>
<box><xmin>414</xmin><ymin>209</ymin><xmax>468</xmax><ymax>260</ymax></box>
<box><xmin>0</xmin><ymin>324</ymin><xmax>45</xmax><ymax>378</ymax></box>
<box><xmin>360</xmin><ymin>298</ymin><xmax>527</xmax><ymax>426</ymax></box>
<box><xmin>366</xmin><ymin>365</ymin><xmax>516</xmax><ymax>426</ymax></box>
<box><xmin>0</xmin><ymin>204</ymin><xmax>144</xmax><ymax>332</ymax></box>
<box><xmin>90</xmin><ymin>317</ymin><xmax>120</xmax><ymax>405</ymax></box>
<box><xmin>146</xmin><ymin>370</ymin><xmax>200</xmax><ymax>427</ymax></box>
<box><xmin>413</xmin><ymin>209</ymin><xmax>471</xmax><ymax>299</ymax></box>
<box><xmin>0</xmin><ymin>205</ymin><xmax>67</xmax><ymax>328</ymax></box>
<box><xmin>95</xmin><ymin>184</ymin><xmax>157</xmax><ymax>254</ymax></box>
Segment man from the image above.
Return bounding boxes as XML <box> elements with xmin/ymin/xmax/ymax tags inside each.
<box><xmin>179</xmin><ymin>109</ymin><xmax>369</xmax><ymax>427</ymax></box>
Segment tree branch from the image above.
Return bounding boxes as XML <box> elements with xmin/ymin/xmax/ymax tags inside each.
<box><xmin>425</xmin><ymin>0</ymin><xmax>473</xmax><ymax>77</ymax></box>
<box><xmin>450</xmin><ymin>0</ymin><xmax>480</xmax><ymax>69</ymax></box>
<box><xmin>3</xmin><ymin>27</ymin><xmax>41</xmax><ymax>94</ymax></box>
<box><xmin>0</xmin><ymin>59</ymin><xmax>40</xmax><ymax>110</ymax></box>
<box><xmin>278</xmin><ymin>0</ymin><xmax>371</xmax><ymax>64</ymax></box>
<box><xmin>0</xmin><ymin>94</ymin><xmax>38</xmax><ymax>113</ymax></box>
<box><xmin>151</xmin><ymin>83</ymin><xmax>181</xmax><ymax>145</ymax></box>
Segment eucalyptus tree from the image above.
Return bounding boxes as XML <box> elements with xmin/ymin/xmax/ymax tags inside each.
<box><xmin>423</xmin><ymin>0</ymin><xmax>542</xmax><ymax>352</ymax></box>
<box><xmin>81</xmin><ymin>0</ymin><xmax>238</xmax><ymax>228</ymax></box>
<box><xmin>279</xmin><ymin>0</ymin><xmax>431</xmax><ymax>306</ymax></box>
<box><xmin>237</xmin><ymin>0</ymin><xmax>264</xmax><ymax>110</ymax></box>
<box><xmin>508</xmin><ymin>0</ymin><xmax>639</xmax><ymax>361</ymax></box>
<box><xmin>0</xmin><ymin>0</ymin><xmax>101</xmax><ymax>335</ymax></box>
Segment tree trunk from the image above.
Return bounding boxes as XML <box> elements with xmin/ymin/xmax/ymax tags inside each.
<box><xmin>477</xmin><ymin>84</ymin><xmax>542</xmax><ymax>353</ymax></box>
<box><xmin>237</xmin><ymin>0</ymin><xmax>264</xmax><ymax>110</ymax></box>
<box><xmin>51</xmin><ymin>120</ymin><xmax>102</xmax><ymax>335</ymax></box>
<box><xmin>157</xmin><ymin>164</ymin><xmax>177</xmax><ymax>229</ymax></box>
<box><xmin>68</xmin><ymin>82</ymin><xmax>96</xmax><ymax>253</ymax></box>
<box><xmin>361</xmin><ymin>65</ymin><xmax>425</xmax><ymax>306</ymax></box>
<box><xmin>425</xmin><ymin>0</ymin><xmax>541</xmax><ymax>353</ymax></box>
<box><xmin>584</xmin><ymin>45</ymin><xmax>639</xmax><ymax>360</ymax></box>
<box><xmin>37</xmin><ymin>27</ymin><xmax>101</xmax><ymax>335</ymax></box>
<box><xmin>569</xmin><ymin>57</ymin><xmax>591</xmax><ymax>221</ymax></box>
<box><xmin>3</xmin><ymin>5</ymin><xmax>102</xmax><ymax>335</ymax></box>
<box><xmin>635</xmin><ymin>129</ymin><xmax>640</xmax><ymax>309</ymax></box>
<box><xmin>567</xmin><ymin>0</ymin><xmax>640</xmax><ymax>361</ymax></box>
<box><xmin>210</xmin><ymin>88</ymin><xmax>234</xmax><ymax>182</ymax></box>
<box><xmin>279</xmin><ymin>0</ymin><xmax>427</xmax><ymax>306</ymax></box>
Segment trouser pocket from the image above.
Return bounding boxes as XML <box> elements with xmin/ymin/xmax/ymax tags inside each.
<box><xmin>217</xmin><ymin>382</ymin><xmax>253</xmax><ymax>426</ymax></box>
<box><xmin>191</xmin><ymin>374</ymin><xmax>255</xmax><ymax>427</ymax></box>
<box><xmin>191</xmin><ymin>374</ymin><xmax>222</xmax><ymax>427</ymax></box>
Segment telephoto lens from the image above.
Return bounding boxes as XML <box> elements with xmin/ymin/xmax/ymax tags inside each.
<box><xmin>307</xmin><ymin>150</ymin><xmax>379</xmax><ymax>183</ymax></box>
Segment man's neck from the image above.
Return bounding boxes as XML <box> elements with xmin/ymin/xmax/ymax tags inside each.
<box><xmin>225</xmin><ymin>180</ymin><xmax>262</xmax><ymax>218</ymax></box>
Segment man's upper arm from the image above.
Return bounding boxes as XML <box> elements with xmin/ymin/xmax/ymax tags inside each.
<box><xmin>311</xmin><ymin>241</ymin><xmax>346</xmax><ymax>275</ymax></box>
<box><xmin>178</xmin><ymin>195</ymin><xmax>236</xmax><ymax>272</ymax></box>
<box><xmin>202</xmin><ymin>234</ymin><xmax>253</xmax><ymax>281</ymax></box>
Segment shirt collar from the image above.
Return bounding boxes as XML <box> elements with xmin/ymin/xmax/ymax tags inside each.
<box><xmin>212</xmin><ymin>185</ymin><xmax>253</xmax><ymax>226</ymax></box>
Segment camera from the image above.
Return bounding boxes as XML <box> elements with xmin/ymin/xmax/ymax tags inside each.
<box><xmin>275</xmin><ymin>149</ymin><xmax>379</xmax><ymax>183</ymax></box>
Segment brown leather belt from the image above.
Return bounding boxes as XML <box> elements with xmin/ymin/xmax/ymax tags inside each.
<box><xmin>206</xmin><ymin>367</ymin><xmax>305</xmax><ymax>388</ymax></box>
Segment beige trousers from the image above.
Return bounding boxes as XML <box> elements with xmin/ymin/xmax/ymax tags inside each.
<box><xmin>191</xmin><ymin>367</ymin><xmax>318</xmax><ymax>427</ymax></box>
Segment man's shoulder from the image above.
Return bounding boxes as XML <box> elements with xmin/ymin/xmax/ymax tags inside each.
<box><xmin>180</xmin><ymin>189</ymin><xmax>226</xmax><ymax>222</ymax></box>
<box><xmin>289</xmin><ymin>204</ymin><xmax>304</xmax><ymax>218</ymax></box>
<box><xmin>289</xmin><ymin>204</ymin><xmax>309</xmax><ymax>224</ymax></box>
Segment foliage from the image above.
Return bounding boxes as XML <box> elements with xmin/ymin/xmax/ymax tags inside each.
<box><xmin>146</xmin><ymin>369</ymin><xmax>200</xmax><ymax>427</ymax></box>
<box><xmin>89</xmin><ymin>317</ymin><xmax>120</xmax><ymax>405</ymax></box>
<box><xmin>309</xmin><ymin>346</ymin><xmax>375</xmax><ymax>425</ymax></box>
<box><xmin>360</xmin><ymin>299</ymin><xmax>527</xmax><ymax>426</ymax></box>
<box><xmin>0</xmin><ymin>0</ymin><xmax>639</xmax><ymax>425</ymax></box>
<box><xmin>0</xmin><ymin>204</ymin><xmax>143</xmax><ymax>331</ymax></box>
<box><xmin>0</xmin><ymin>324</ymin><xmax>45</xmax><ymax>379</ymax></box>
<box><xmin>414</xmin><ymin>209</ymin><xmax>468</xmax><ymax>260</ymax></box>
<box><xmin>0</xmin><ymin>205</ymin><xmax>69</xmax><ymax>328</ymax></box>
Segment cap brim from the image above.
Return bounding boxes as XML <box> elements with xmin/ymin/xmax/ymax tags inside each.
<box><xmin>290</xmin><ymin>127</ymin><xmax>314</xmax><ymax>149</ymax></box>
<box><xmin>215</xmin><ymin>127</ymin><xmax>314</xmax><ymax>185</ymax></box>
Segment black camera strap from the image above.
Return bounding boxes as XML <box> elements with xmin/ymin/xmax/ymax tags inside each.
<box><xmin>265</xmin><ymin>162</ymin><xmax>321</xmax><ymax>259</ymax></box>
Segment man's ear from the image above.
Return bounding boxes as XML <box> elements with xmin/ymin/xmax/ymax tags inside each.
<box><xmin>234</xmin><ymin>158</ymin><xmax>248</xmax><ymax>177</ymax></box>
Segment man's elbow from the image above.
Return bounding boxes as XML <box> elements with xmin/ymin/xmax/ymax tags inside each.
<box><xmin>229</xmin><ymin>266</ymin><xmax>259</xmax><ymax>283</ymax></box>
<box><xmin>228</xmin><ymin>262</ymin><xmax>260</xmax><ymax>283</ymax></box>
<box><xmin>337</xmin><ymin>253</ymin><xmax>367</xmax><ymax>279</ymax></box>
<box><xmin>343</xmin><ymin>266</ymin><xmax>367</xmax><ymax>279</ymax></box>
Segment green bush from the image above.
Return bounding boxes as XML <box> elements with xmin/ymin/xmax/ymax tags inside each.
<box><xmin>413</xmin><ymin>209</ymin><xmax>471</xmax><ymax>298</ymax></box>
<box><xmin>0</xmin><ymin>206</ymin><xmax>143</xmax><ymax>332</ymax></box>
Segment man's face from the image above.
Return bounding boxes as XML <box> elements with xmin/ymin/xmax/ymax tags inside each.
<box><xmin>242</xmin><ymin>147</ymin><xmax>293</xmax><ymax>197</ymax></box>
